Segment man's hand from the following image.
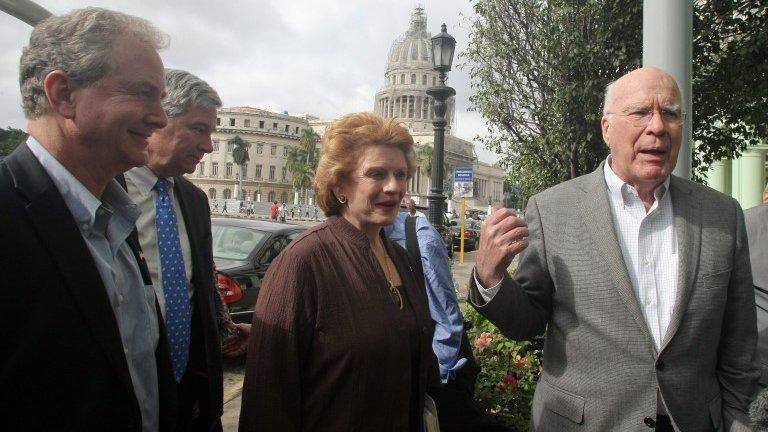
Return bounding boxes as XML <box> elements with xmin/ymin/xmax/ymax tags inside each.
<box><xmin>221</xmin><ymin>321</ymin><xmax>251</xmax><ymax>358</ymax></box>
<box><xmin>475</xmin><ymin>207</ymin><xmax>529</xmax><ymax>287</ymax></box>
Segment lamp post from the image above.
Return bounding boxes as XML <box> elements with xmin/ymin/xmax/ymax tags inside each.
<box><xmin>426</xmin><ymin>23</ymin><xmax>456</xmax><ymax>228</ymax></box>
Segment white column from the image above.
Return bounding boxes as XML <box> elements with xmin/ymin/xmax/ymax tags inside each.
<box><xmin>643</xmin><ymin>0</ymin><xmax>693</xmax><ymax>179</ymax></box>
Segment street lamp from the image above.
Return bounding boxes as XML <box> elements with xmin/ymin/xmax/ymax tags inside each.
<box><xmin>426</xmin><ymin>23</ymin><xmax>456</xmax><ymax>227</ymax></box>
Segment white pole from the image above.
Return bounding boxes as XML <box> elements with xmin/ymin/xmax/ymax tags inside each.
<box><xmin>643</xmin><ymin>0</ymin><xmax>693</xmax><ymax>179</ymax></box>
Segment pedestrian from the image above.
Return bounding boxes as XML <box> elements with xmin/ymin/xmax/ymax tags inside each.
<box><xmin>121</xmin><ymin>68</ymin><xmax>229</xmax><ymax>431</ymax></box>
<box><xmin>222</xmin><ymin>201</ymin><xmax>228</xmax><ymax>214</ymax></box>
<box><xmin>313</xmin><ymin>206</ymin><xmax>319</xmax><ymax>221</ymax></box>
<box><xmin>1</xmin><ymin>8</ymin><xmax>176</xmax><ymax>430</ymax></box>
<box><xmin>469</xmin><ymin>67</ymin><xmax>758</xmax><ymax>430</ymax></box>
<box><xmin>290</xmin><ymin>206</ymin><xmax>295</xmax><ymax>219</ymax></box>
<box><xmin>239</xmin><ymin>112</ymin><xmax>436</xmax><ymax>432</ymax></box>
<box><xmin>269</xmin><ymin>200</ymin><xmax>278</xmax><ymax>221</ymax></box>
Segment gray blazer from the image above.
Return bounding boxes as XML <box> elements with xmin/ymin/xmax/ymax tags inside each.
<box><xmin>745</xmin><ymin>204</ymin><xmax>768</xmax><ymax>387</ymax></box>
<box><xmin>470</xmin><ymin>164</ymin><xmax>759</xmax><ymax>431</ymax></box>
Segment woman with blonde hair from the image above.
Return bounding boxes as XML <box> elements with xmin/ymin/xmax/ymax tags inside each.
<box><xmin>239</xmin><ymin>112</ymin><xmax>437</xmax><ymax>431</ymax></box>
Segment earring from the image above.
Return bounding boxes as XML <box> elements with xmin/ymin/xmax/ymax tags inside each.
<box><xmin>338</xmin><ymin>194</ymin><xmax>347</xmax><ymax>204</ymax></box>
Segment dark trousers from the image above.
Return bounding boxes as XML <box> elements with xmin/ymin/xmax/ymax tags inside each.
<box><xmin>175</xmin><ymin>371</ymin><xmax>222</xmax><ymax>432</ymax></box>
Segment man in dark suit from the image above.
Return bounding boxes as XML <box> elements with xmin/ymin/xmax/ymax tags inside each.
<box><xmin>0</xmin><ymin>8</ymin><xmax>177</xmax><ymax>431</ymax></box>
<box><xmin>123</xmin><ymin>68</ymin><xmax>247</xmax><ymax>431</ymax></box>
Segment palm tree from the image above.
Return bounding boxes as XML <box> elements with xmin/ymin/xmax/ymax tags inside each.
<box><xmin>286</xmin><ymin>129</ymin><xmax>320</xmax><ymax>204</ymax></box>
<box><xmin>229</xmin><ymin>135</ymin><xmax>250</xmax><ymax>200</ymax></box>
<box><xmin>415</xmin><ymin>144</ymin><xmax>433</xmax><ymax>178</ymax></box>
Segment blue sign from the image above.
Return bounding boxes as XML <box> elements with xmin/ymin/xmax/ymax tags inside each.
<box><xmin>454</xmin><ymin>167</ymin><xmax>473</xmax><ymax>182</ymax></box>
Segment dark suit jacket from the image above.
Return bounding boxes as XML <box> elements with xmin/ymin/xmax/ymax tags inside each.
<box><xmin>118</xmin><ymin>172</ymin><xmax>224</xmax><ymax>429</ymax></box>
<box><xmin>0</xmin><ymin>143</ymin><xmax>177</xmax><ymax>431</ymax></box>
<box><xmin>745</xmin><ymin>204</ymin><xmax>768</xmax><ymax>386</ymax></box>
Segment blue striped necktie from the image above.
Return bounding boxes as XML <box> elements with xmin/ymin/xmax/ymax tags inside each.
<box><xmin>154</xmin><ymin>178</ymin><xmax>191</xmax><ymax>382</ymax></box>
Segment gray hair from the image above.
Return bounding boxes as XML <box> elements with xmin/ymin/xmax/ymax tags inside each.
<box><xmin>602</xmin><ymin>80</ymin><xmax>616</xmax><ymax>116</ymax></box>
<box><xmin>162</xmin><ymin>69</ymin><xmax>222</xmax><ymax>118</ymax></box>
<box><xmin>19</xmin><ymin>7</ymin><xmax>169</xmax><ymax>118</ymax></box>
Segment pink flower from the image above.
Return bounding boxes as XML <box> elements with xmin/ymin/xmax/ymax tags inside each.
<box><xmin>474</xmin><ymin>332</ymin><xmax>493</xmax><ymax>352</ymax></box>
<box><xmin>514</xmin><ymin>356</ymin><xmax>530</xmax><ymax>369</ymax></box>
<box><xmin>500</xmin><ymin>374</ymin><xmax>519</xmax><ymax>392</ymax></box>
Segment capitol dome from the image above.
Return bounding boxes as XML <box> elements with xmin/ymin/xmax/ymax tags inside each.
<box><xmin>374</xmin><ymin>7</ymin><xmax>454</xmax><ymax>136</ymax></box>
<box><xmin>386</xmin><ymin>8</ymin><xmax>433</xmax><ymax>72</ymax></box>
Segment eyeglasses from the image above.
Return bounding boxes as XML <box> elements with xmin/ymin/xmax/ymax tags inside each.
<box><xmin>607</xmin><ymin>108</ymin><xmax>686</xmax><ymax>128</ymax></box>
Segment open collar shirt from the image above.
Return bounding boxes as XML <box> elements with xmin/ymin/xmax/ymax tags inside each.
<box><xmin>27</xmin><ymin>137</ymin><xmax>160</xmax><ymax>432</ymax></box>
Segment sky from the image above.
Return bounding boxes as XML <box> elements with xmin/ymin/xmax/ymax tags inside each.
<box><xmin>0</xmin><ymin>0</ymin><xmax>499</xmax><ymax>163</ymax></box>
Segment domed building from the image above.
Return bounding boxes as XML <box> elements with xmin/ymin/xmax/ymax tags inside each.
<box><xmin>374</xmin><ymin>7</ymin><xmax>504</xmax><ymax>211</ymax></box>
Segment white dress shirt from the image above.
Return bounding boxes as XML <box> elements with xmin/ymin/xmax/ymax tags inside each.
<box><xmin>125</xmin><ymin>166</ymin><xmax>194</xmax><ymax>319</ymax></box>
<box><xmin>476</xmin><ymin>158</ymin><xmax>679</xmax><ymax>349</ymax></box>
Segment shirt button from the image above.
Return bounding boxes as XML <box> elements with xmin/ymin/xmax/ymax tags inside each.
<box><xmin>117</xmin><ymin>294</ymin><xmax>124</xmax><ymax>303</ymax></box>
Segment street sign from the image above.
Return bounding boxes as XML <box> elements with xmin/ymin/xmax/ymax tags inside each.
<box><xmin>453</xmin><ymin>167</ymin><xmax>474</xmax><ymax>198</ymax></box>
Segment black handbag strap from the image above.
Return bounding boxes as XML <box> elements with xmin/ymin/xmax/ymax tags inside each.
<box><xmin>405</xmin><ymin>215</ymin><xmax>425</xmax><ymax>279</ymax></box>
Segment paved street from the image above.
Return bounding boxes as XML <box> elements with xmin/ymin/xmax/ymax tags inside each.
<box><xmin>220</xmin><ymin>245</ymin><xmax>479</xmax><ymax>431</ymax></box>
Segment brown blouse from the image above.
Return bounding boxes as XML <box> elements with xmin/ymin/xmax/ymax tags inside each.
<box><xmin>239</xmin><ymin>216</ymin><xmax>437</xmax><ymax>432</ymax></box>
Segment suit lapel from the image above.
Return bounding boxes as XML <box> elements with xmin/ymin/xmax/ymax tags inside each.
<box><xmin>173</xmin><ymin>177</ymin><xmax>200</xmax><ymax>279</ymax></box>
<box><xmin>578</xmin><ymin>164</ymin><xmax>657</xmax><ymax>352</ymax></box>
<box><xmin>660</xmin><ymin>177</ymin><xmax>701</xmax><ymax>351</ymax></box>
<box><xmin>8</xmin><ymin>144</ymin><xmax>137</xmax><ymax>397</ymax></box>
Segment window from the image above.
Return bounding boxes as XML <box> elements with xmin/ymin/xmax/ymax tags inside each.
<box><xmin>295</xmin><ymin>126</ymin><xmax>299</xmax><ymax>134</ymax></box>
<box><xmin>267</xmin><ymin>191</ymin><xmax>275</xmax><ymax>202</ymax></box>
<box><xmin>254</xmin><ymin>164</ymin><xmax>262</xmax><ymax>179</ymax></box>
<box><xmin>269</xmin><ymin>165</ymin><xmax>275</xmax><ymax>180</ymax></box>
<box><xmin>280</xmin><ymin>192</ymin><xmax>288</xmax><ymax>204</ymax></box>
<box><xmin>223</xmin><ymin>188</ymin><xmax>231</xmax><ymax>199</ymax></box>
<box><xmin>400</xmin><ymin>74</ymin><xmax>405</xmax><ymax>84</ymax></box>
<box><xmin>229</xmin><ymin>118</ymin><xmax>235</xmax><ymax>127</ymax></box>
<box><xmin>216</xmin><ymin>117</ymin><xmax>221</xmax><ymax>126</ymax></box>
<box><xmin>256</xmin><ymin>144</ymin><xmax>263</xmax><ymax>154</ymax></box>
<box><xmin>283</xmin><ymin>146</ymin><xmax>288</xmax><ymax>157</ymax></box>
<box><xmin>242</xmin><ymin>163</ymin><xmax>248</xmax><ymax>179</ymax></box>
<box><xmin>227</xmin><ymin>142</ymin><xmax>234</xmax><ymax>152</ymax></box>
<box><xmin>284</xmin><ymin>124</ymin><xmax>289</xmax><ymax>133</ymax></box>
<box><xmin>259</xmin><ymin>120</ymin><xmax>264</xmax><ymax>128</ymax></box>
<box><xmin>225</xmin><ymin>163</ymin><xmax>233</xmax><ymax>177</ymax></box>
<box><xmin>244</xmin><ymin>119</ymin><xmax>251</xmax><ymax>127</ymax></box>
<box><xmin>253</xmin><ymin>191</ymin><xmax>259</xmax><ymax>202</ymax></box>
<box><xmin>211</xmin><ymin>162</ymin><xmax>219</xmax><ymax>176</ymax></box>
<box><xmin>212</xmin><ymin>139</ymin><xmax>219</xmax><ymax>152</ymax></box>
<box><xmin>281</xmin><ymin>166</ymin><xmax>287</xmax><ymax>181</ymax></box>
<box><xmin>422</xmin><ymin>74</ymin><xmax>427</xmax><ymax>85</ymax></box>
<box><xmin>273</xmin><ymin>122</ymin><xmax>278</xmax><ymax>129</ymax></box>
<box><xmin>432</xmin><ymin>76</ymin><xmax>436</xmax><ymax>86</ymax></box>
<box><xmin>197</xmin><ymin>162</ymin><xmax>205</xmax><ymax>176</ymax></box>
<box><xmin>411</xmin><ymin>74</ymin><xmax>416</xmax><ymax>84</ymax></box>
<box><xmin>208</xmin><ymin>188</ymin><xmax>216</xmax><ymax>199</ymax></box>
<box><xmin>270</xmin><ymin>145</ymin><xmax>276</xmax><ymax>156</ymax></box>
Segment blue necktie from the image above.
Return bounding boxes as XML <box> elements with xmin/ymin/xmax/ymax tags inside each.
<box><xmin>155</xmin><ymin>178</ymin><xmax>191</xmax><ymax>382</ymax></box>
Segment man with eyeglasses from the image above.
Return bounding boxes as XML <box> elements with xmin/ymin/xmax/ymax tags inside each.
<box><xmin>468</xmin><ymin>67</ymin><xmax>758</xmax><ymax>431</ymax></box>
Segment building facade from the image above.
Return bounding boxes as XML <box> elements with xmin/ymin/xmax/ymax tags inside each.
<box><xmin>373</xmin><ymin>7</ymin><xmax>505</xmax><ymax>211</ymax></box>
<box><xmin>187</xmin><ymin>106</ymin><xmax>311</xmax><ymax>205</ymax></box>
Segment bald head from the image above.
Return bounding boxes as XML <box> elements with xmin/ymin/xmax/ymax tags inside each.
<box><xmin>603</xmin><ymin>67</ymin><xmax>681</xmax><ymax>116</ymax></box>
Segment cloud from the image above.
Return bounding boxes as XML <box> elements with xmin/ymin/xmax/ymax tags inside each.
<box><xmin>0</xmin><ymin>0</ymin><xmax>500</xmax><ymax>163</ymax></box>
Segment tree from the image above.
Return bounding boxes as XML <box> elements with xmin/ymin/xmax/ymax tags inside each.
<box><xmin>285</xmin><ymin>129</ymin><xmax>320</xmax><ymax>204</ymax></box>
<box><xmin>692</xmin><ymin>0</ymin><xmax>768</xmax><ymax>181</ymax></box>
<box><xmin>228</xmin><ymin>135</ymin><xmax>250</xmax><ymax>200</ymax></box>
<box><xmin>0</xmin><ymin>127</ymin><xmax>27</xmax><ymax>156</ymax></box>
<box><xmin>465</xmin><ymin>0</ymin><xmax>642</xmax><ymax>198</ymax></box>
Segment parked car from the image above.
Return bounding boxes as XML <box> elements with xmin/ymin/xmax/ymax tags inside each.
<box><xmin>211</xmin><ymin>218</ymin><xmax>305</xmax><ymax>322</ymax></box>
<box><xmin>451</xmin><ymin>219</ymin><xmax>480</xmax><ymax>251</ymax></box>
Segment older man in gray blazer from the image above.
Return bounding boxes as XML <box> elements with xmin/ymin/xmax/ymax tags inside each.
<box><xmin>746</xmin><ymin>195</ymin><xmax>768</xmax><ymax>388</ymax></box>
<box><xmin>470</xmin><ymin>67</ymin><xmax>759</xmax><ymax>431</ymax></box>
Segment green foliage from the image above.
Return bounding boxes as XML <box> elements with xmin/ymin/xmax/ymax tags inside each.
<box><xmin>465</xmin><ymin>0</ymin><xmax>642</xmax><ymax>198</ymax></box>
<box><xmin>415</xmin><ymin>144</ymin><xmax>433</xmax><ymax>177</ymax></box>
<box><xmin>286</xmin><ymin>129</ymin><xmax>320</xmax><ymax>204</ymax></box>
<box><xmin>463</xmin><ymin>304</ymin><xmax>543</xmax><ymax>430</ymax></box>
<box><xmin>0</xmin><ymin>127</ymin><xmax>27</xmax><ymax>156</ymax></box>
<box><xmin>229</xmin><ymin>135</ymin><xmax>251</xmax><ymax>166</ymax></box>
<box><xmin>692</xmin><ymin>0</ymin><xmax>768</xmax><ymax>181</ymax></box>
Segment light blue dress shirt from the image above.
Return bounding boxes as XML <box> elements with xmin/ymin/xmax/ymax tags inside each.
<box><xmin>385</xmin><ymin>212</ymin><xmax>467</xmax><ymax>383</ymax></box>
<box><xmin>27</xmin><ymin>138</ymin><xmax>160</xmax><ymax>432</ymax></box>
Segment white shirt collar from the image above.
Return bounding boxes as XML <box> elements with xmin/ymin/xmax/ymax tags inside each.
<box><xmin>603</xmin><ymin>155</ymin><xmax>670</xmax><ymax>207</ymax></box>
<box><xmin>125</xmin><ymin>165</ymin><xmax>175</xmax><ymax>198</ymax></box>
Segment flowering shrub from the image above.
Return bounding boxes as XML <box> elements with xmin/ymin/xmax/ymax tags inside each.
<box><xmin>463</xmin><ymin>304</ymin><xmax>543</xmax><ymax>430</ymax></box>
